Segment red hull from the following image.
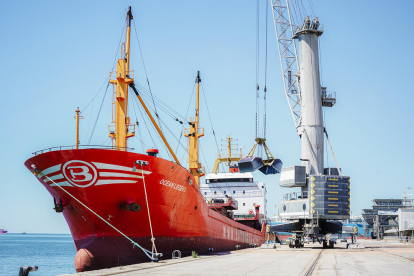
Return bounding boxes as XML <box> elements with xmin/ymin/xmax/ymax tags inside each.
<box><xmin>25</xmin><ymin>149</ymin><xmax>266</xmax><ymax>272</ymax></box>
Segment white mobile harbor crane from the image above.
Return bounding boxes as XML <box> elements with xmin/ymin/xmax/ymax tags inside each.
<box><xmin>270</xmin><ymin>0</ymin><xmax>350</xmax><ymax>248</ymax></box>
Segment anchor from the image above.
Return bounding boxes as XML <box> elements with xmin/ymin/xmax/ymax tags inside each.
<box><xmin>53</xmin><ymin>198</ymin><xmax>64</xmax><ymax>213</ymax></box>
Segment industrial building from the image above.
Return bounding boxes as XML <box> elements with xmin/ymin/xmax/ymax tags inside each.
<box><xmin>362</xmin><ymin>194</ymin><xmax>414</xmax><ymax>240</ymax></box>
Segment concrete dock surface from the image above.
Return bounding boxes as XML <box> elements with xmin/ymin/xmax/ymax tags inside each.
<box><xmin>63</xmin><ymin>240</ymin><xmax>414</xmax><ymax>276</ymax></box>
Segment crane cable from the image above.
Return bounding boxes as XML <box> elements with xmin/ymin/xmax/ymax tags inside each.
<box><xmin>87</xmin><ymin>83</ymin><xmax>109</xmax><ymax>145</ymax></box>
<box><xmin>263</xmin><ymin>0</ymin><xmax>269</xmax><ymax>139</ymax></box>
<box><xmin>255</xmin><ymin>0</ymin><xmax>260</xmax><ymax>138</ymax></box>
<box><xmin>132</xmin><ymin>19</ymin><xmax>164</xmax><ymax>136</ymax></box>
<box><xmin>200</xmin><ymin>83</ymin><xmax>225</xmax><ymax>173</ymax></box>
<box><xmin>80</xmin><ymin>15</ymin><xmax>127</xmax><ymax>145</ymax></box>
<box><xmin>175</xmin><ymin>82</ymin><xmax>196</xmax><ymax>156</ymax></box>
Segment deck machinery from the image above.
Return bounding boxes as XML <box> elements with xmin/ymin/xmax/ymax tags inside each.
<box><xmin>270</xmin><ymin>1</ymin><xmax>350</xmax><ymax>248</ymax></box>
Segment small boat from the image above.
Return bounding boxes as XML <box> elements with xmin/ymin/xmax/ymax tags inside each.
<box><xmin>0</xmin><ymin>228</ymin><xmax>7</xmax><ymax>234</ymax></box>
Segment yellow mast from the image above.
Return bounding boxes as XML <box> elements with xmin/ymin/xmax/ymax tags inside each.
<box><xmin>109</xmin><ymin>6</ymin><xmax>135</xmax><ymax>149</ymax></box>
<box><xmin>184</xmin><ymin>71</ymin><xmax>205</xmax><ymax>185</ymax></box>
<box><xmin>212</xmin><ymin>135</ymin><xmax>243</xmax><ymax>173</ymax></box>
<box><xmin>107</xmin><ymin>6</ymin><xmax>181</xmax><ymax>165</ymax></box>
<box><xmin>74</xmin><ymin>107</ymin><xmax>83</xmax><ymax>149</ymax></box>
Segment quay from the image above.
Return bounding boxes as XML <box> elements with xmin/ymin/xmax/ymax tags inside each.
<box><xmin>62</xmin><ymin>240</ymin><xmax>414</xmax><ymax>276</ymax></box>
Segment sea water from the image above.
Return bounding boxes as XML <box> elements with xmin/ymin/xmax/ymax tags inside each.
<box><xmin>0</xmin><ymin>233</ymin><xmax>76</xmax><ymax>276</ymax></box>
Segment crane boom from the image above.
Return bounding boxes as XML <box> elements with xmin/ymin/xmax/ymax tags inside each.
<box><xmin>271</xmin><ymin>0</ymin><xmax>302</xmax><ymax>129</ymax></box>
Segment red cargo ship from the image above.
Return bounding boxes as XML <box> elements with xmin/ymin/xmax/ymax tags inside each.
<box><xmin>24</xmin><ymin>7</ymin><xmax>266</xmax><ymax>273</ymax></box>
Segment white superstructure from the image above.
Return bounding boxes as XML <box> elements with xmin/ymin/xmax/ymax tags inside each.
<box><xmin>200</xmin><ymin>172</ymin><xmax>267</xmax><ymax>218</ymax></box>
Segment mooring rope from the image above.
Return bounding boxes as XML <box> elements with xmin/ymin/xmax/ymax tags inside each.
<box><xmin>139</xmin><ymin>163</ymin><xmax>158</xmax><ymax>255</ymax></box>
<box><xmin>32</xmin><ymin>167</ymin><xmax>157</xmax><ymax>261</ymax></box>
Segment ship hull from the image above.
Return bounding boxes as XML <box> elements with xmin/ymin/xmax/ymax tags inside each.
<box><xmin>25</xmin><ymin>149</ymin><xmax>266</xmax><ymax>272</ymax></box>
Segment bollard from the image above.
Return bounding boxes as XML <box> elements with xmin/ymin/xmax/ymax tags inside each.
<box><xmin>18</xmin><ymin>266</ymin><xmax>38</xmax><ymax>276</ymax></box>
<box><xmin>172</xmin><ymin>250</ymin><xmax>181</xmax><ymax>259</ymax></box>
<box><xmin>151</xmin><ymin>253</ymin><xmax>163</xmax><ymax>262</ymax></box>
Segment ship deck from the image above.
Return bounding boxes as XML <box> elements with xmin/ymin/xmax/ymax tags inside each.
<box><xmin>63</xmin><ymin>239</ymin><xmax>414</xmax><ymax>275</ymax></box>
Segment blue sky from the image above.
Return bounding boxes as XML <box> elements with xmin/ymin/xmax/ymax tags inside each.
<box><xmin>1</xmin><ymin>0</ymin><xmax>413</xmax><ymax>233</ymax></box>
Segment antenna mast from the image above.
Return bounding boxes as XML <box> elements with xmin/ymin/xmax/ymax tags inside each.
<box><xmin>109</xmin><ymin>6</ymin><xmax>135</xmax><ymax>149</ymax></box>
<box><xmin>184</xmin><ymin>71</ymin><xmax>205</xmax><ymax>185</ymax></box>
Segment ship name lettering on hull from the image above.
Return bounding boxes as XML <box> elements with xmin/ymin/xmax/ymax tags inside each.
<box><xmin>159</xmin><ymin>179</ymin><xmax>186</xmax><ymax>192</ymax></box>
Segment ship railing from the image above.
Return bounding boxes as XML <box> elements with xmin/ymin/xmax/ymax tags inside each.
<box><xmin>108</xmin><ymin>124</ymin><xmax>136</xmax><ymax>135</ymax></box>
<box><xmin>322</xmin><ymin>91</ymin><xmax>336</xmax><ymax>99</ymax></box>
<box><xmin>109</xmin><ymin>70</ymin><xmax>135</xmax><ymax>82</ymax></box>
<box><xmin>184</xmin><ymin>127</ymin><xmax>204</xmax><ymax>136</ymax></box>
<box><xmin>283</xmin><ymin>191</ymin><xmax>308</xmax><ymax>201</ymax></box>
<box><xmin>204</xmin><ymin>191</ymin><xmax>264</xmax><ymax>198</ymax></box>
<box><xmin>32</xmin><ymin>145</ymin><xmax>135</xmax><ymax>156</ymax></box>
<box><xmin>234</xmin><ymin>214</ymin><xmax>255</xmax><ymax>219</ymax></box>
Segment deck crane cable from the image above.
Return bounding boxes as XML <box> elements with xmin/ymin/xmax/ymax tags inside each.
<box><xmin>200</xmin><ymin>83</ymin><xmax>225</xmax><ymax>173</ymax></box>
<box><xmin>132</xmin><ymin>84</ymin><xmax>197</xmax><ymax>161</ymax></box>
<box><xmin>132</xmin><ymin>86</ymin><xmax>201</xmax><ymax>163</ymax></box>
<box><xmin>101</xmin><ymin>137</ymin><xmax>110</xmax><ymax>146</ymax></box>
<box><xmin>255</xmin><ymin>0</ymin><xmax>260</xmax><ymax>138</ymax></box>
<box><xmin>80</xmin><ymin>77</ymin><xmax>109</xmax><ymax>114</ymax></box>
<box><xmin>138</xmin><ymin>93</ymin><xmax>202</xmax><ymax>165</ymax></box>
<box><xmin>239</xmin><ymin>0</ymin><xmax>281</xmax><ymax>175</ymax></box>
<box><xmin>132</xmin><ymin>82</ymin><xmax>203</xmax><ymax>164</ymax></box>
<box><xmin>82</xmin><ymin>15</ymin><xmax>128</xmax><ymax>145</ymax></box>
<box><xmin>263</xmin><ymin>0</ymin><xmax>269</xmax><ymax>138</ymax></box>
<box><xmin>80</xmin><ymin>16</ymin><xmax>127</xmax><ymax>145</ymax></box>
<box><xmin>84</xmin><ymin>100</ymin><xmax>94</xmax><ymax>144</ymax></box>
<box><xmin>135</xmin><ymin>82</ymin><xmax>190</xmax><ymax>124</ymax></box>
<box><xmin>137</xmin><ymin>87</ymin><xmax>188</xmax><ymax>125</ymax></box>
<box><xmin>87</xmin><ymin>83</ymin><xmax>110</xmax><ymax>145</ymax></box>
<box><xmin>138</xmin><ymin>92</ymin><xmax>183</xmax><ymax>123</ymax></box>
<box><xmin>80</xmin><ymin>13</ymin><xmax>127</xmax><ymax>115</ymax></box>
<box><xmin>132</xmin><ymin>19</ymin><xmax>164</xmax><ymax>135</ymax></box>
<box><xmin>132</xmin><ymin>94</ymin><xmax>170</xmax><ymax>159</ymax></box>
<box><xmin>130</xmin><ymin>89</ymin><xmax>146</xmax><ymax>153</ymax></box>
<box><xmin>129</xmin><ymin>90</ymin><xmax>156</xmax><ymax>153</ymax></box>
<box><xmin>175</xmin><ymin>82</ymin><xmax>196</xmax><ymax>157</ymax></box>
<box><xmin>132</xmin><ymin>91</ymin><xmax>157</xmax><ymax>149</ymax></box>
<box><xmin>199</xmin><ymin>141</ymin><xmax>210</xmax><ymax>173</ymax></box>
<box><xmin>34</xmin><ymin>170</ymin><xmax>158</xmax><ymax>261</ymax></box>
<box><xmin>132</xmin><ymin>81</ymin><xmax>191</xmax><ymax>126</ymax></box>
